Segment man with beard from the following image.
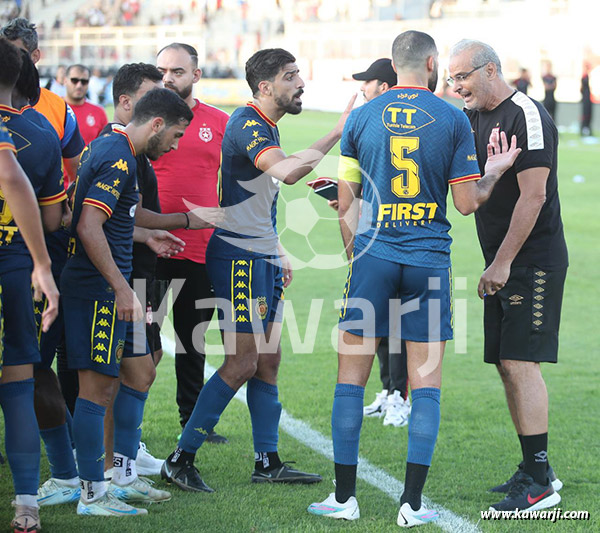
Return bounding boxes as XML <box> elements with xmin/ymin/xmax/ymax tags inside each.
<box><xmin>161</xmin><ymin>47</ymin><xmax>355</xmax><ymax>492</ymax></box>
<box><xmin>64</xmin><ymin>64</ymin><xmax>108</xmax><ymax>145</ymax></box>
<box><xmin>153</xmin><ymin>43</ymin><xmax>230</xmax><ymax>444</ymax></box>
<box><xmin>61</xmin><ymin>88</ymin><xmax>192</xmax><ymax>516</ymax></box>
<box><xmin>308</xmin><ymin>31</ymin><xmax>520</xmax><ymax>527</ymax></box>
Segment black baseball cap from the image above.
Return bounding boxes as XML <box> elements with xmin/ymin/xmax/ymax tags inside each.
<box><xmin>352</xmin><ymin>58</ymin><xmax>396</xmax><ymax>87</ymax></box>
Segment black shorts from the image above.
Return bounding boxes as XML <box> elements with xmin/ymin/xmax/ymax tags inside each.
<box><xmin>145</xmin><ymin>278</ymin><xmax>162</xmax><ymax>355</ymax></box>
<box><xmin>484</xmin><ymin>266</ymin><xmax>567</xmax><ymax>364</ymax></box>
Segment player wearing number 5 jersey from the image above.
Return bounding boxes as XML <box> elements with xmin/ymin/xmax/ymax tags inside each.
<box><xmin>308</xmin><ymin>31</ymin><xmax>521</xmax><ymax>527</ymax></box>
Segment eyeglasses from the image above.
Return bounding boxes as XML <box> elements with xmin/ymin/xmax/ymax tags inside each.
<box><xmin>447</xmin><ymin>64</ymin><xmax>487</xmax><ymax>86</ymax></box>
<box><xmin>70</xmin><ymin>77</ymin><xmax>90</xmax><ymax>86</ymax></box>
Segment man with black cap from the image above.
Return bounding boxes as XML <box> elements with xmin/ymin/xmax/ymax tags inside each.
<box><xmin>350</xmin><ymin>59</ymin><xmax>412</xmax><ymax>429</ymax></box>
<box><xmin>352</xmin><ymin>57</ymin><xmax>397</xmax><ymax>102</ymax></box>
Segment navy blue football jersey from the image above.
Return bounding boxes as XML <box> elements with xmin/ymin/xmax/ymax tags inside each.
<box><xmin>340</xmin><ymin>86</ymin><xmax>481</xmax><ymax>268</ymax></box>
<box><xmin>209</xmin><ymin>103</ymin><xmax>281</xmax><ymax>259</ymax></box>
<box><xmin>61</xmin><ymin>129</ymin><xmax>138</xmax><ymax>299</ymax></box>
<box><xmin>0</xmin><ymin>105</ymin><xmax>66</xmax><ymax>274</ymax></box>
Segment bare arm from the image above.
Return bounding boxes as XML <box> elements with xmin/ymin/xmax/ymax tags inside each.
<box><xmin>41</xmin><ymin>202</ymin><xmax>64</xmax><ymax>233</ymax></box>
<box><xmin>451</xmin><ymin>132</ymin><xmax>521</xmax><ymax>215</ymax></box>
<box><xmin>77</xmin><ymin>204</ymin><xmax>143</xmax><ymax>321</ymax></box>
<box><xmin>256</xmin><ymin>95</ymin><xmax>357</xmax><ymax>185</ymax></box>
<box><xmin>477</xmin><ymin>167</ymin><xmax>548</xmax><ymax>298</ymax></box>
<box><xmin>0</xmin><ymin>151</ymin><xmax>58</xmax><ymax>331</ymax></box>
<box><xmin>338</xmin><ymin>180</ymin><xmax>362</xmax><ymax>260</ymax></box>
<box><xmin>135</xmin><ymin>196</ymin><xmax>222</xmax><ymax>230</ymax></box>
<box><xmin>133</xmin><ymin>226</ymin><xmax>185</xmax><ymax>258</ymax></box>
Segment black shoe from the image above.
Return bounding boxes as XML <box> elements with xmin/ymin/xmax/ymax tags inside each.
<box><xmin>251</xmin><ymin>462</ymin><xmax>322</xmax><ymax>484</ymax></box>
<box><xmin>205</xmin><ymin>430</ymin><xmax>229</xmax><ymax>444</ymax></box>
<box><xmin>161</xmin><ymin>459</ymin><xmax>214</xmax><ymax>493</ymax></box>
<box><xmin>489</xmin><ymin>462</ymin><xmax>562</xmax><ymax>493</ymax></box>
<box><xmin>489</xmin><ymin>472</ymin><xmax>560</xmax><ymax>511</ymax></box>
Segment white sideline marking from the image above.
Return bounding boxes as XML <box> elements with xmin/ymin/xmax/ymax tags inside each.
<box><xmin>162</xmin><ymin>337</ymin><xmax>480</xmax><ymax>532</ymax></box>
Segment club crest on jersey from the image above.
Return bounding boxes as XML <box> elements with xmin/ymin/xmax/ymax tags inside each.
<box><xmin>256</xmin><ymin>297</ymin><xmax>268</xmax><ymax>320</ymax></box>
<box><xmin>115</xmin><ymin>339</ymin><xmax>125</xmax><ymax>364</ymax></box>
<box><xmin>86</xmin><ymin>114</ymin><xmax>96</xmax><ymax>127</ymax></box>
<box><xmin>199</xmin><ymin>127</ymin><xmax>213</xmax><ymax>143</ymax></box>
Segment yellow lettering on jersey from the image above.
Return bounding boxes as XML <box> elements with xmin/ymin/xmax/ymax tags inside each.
<box><xmin>0</xmin><ymin>226</ymin><xmax>19</xmax><ymax>246</ymax></box>
<box><xmin>467</xmin><ymin>154</ymin><xmax>477</xmax><ymax>161</ymax></box>
<box><xmin>242</xmin><ymin>120</ymin><xmax>262</xmax><ymax>129</ymax></box>
<box><xmin>95</xmin><ymin>181</ymin><xmax>120</xmax><ymax>199</ymax></box>
<box><xmin>111</xmin><ymin>159</ymin><xmax>129</xmax><ymax>174</ymax></box>
<box><xmin>246</xmin><ymin>137</ymin><xmax>268</xmax><ymax>151</ymax></box>
<box><xmin>377</xmin><ymin>202</ymin><xmax>438</xmax><ymax>221</ymax></box>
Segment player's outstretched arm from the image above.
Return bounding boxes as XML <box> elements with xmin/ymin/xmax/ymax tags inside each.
<box><xmin>133</xmin><ymin>227</ymin><xmax>185</xmax><ymax>258</ymax></box>
<box><xmin>135</xmin><ymin>197</ymin><xmax>223</xmax><ymax>231</ymax></box>
<box><xmin>77</xmin><ymin>204</ymin><xmax>143</xmax><ymax>322</ymax></box>
<box><xmin>451</xmin><ymin>131</ymin><xmax>521</xmax><ymax>215</ymax></box>
<box><xmin>0</xmin><ymin>150</ymin><xmax>58</xmax><ymax>332</ymax></box>
<box><xmin>256</xmin><ymin>94</ymin><xmax>357</xmax><ymax>185</ymax></box>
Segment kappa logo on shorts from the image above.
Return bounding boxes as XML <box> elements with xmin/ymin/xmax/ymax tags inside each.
<box><xmin>509</xmin><ymin>294</ymin><xmax>523</xmax><ymax>305</ymax></box>
<box><xmin>91</xmin><ymin>301</ymin><xmax>115</xmax><ymax>364</ymax></box>
<box><xmin>232</xmin><ymin>259</ymin><xmax>252</xmax><ymax>323</ymax></box>
<box><xmin>256</xmin><ymin>296</ymin><xmax>268</xmax><ymax>320</ymax></box>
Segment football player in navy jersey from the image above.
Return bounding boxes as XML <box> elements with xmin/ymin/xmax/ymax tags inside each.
<box><xmin>161</xmin><ymin>48</ymin><xmax>355</xmax><ymax>492</ymax></box>
<box><xmin>308</xmin><ymin>31</ymin><xmax>520</xmax><ymax>527</ymax></box>
<box><xmin>0</xmin><ymin>38</ymin><xmax>63</xmax><ymax>533</ymax></box>
<box><xmin>61</xmin><ymin>88</ymin><xmax>193</xmax><ymax>517</ymax></box>
<box><xmin>449</xmin><ymin>39</ymin><xmax>568</xmax><ymax>513</ymax></box>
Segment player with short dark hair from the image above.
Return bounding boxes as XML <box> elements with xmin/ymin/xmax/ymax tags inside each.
<box><xmin>161</xmin><ymin>47</ymin><xmax>355</xmax><ymax>492</ymax></box>
<box><xmin>0</xmin><ymin>37</ymin><xmax>64</xmax><ymax>533</ymax></box>
<box><xmin>308</xmin><ymin>30</ymin><xmax>520</xmax><ymax>527</ymax></box>
<box><xmin>61</xmin><ymin>88</ymin><xmax>192</xmax><ymax>516</ymax></box>
<box><xmin>99</xmin><ymin>62</ymin><xmax>220</xmax><ymax>479</ymax></box>
<box><xmin>449</xmin><ymin>38</ymin><xmax>568</xmax><ymax>513</ymax></box>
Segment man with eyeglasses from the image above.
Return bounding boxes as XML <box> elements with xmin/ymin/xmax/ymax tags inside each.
<box><xmin>449</xmin><ymin>39</ymin><xmax>567</xmax><ymax>513</ymax></box>
<box><xmin>64</xmin><ymin>64</ymin><xmax>108</xmax><ymax>146</ymax></box>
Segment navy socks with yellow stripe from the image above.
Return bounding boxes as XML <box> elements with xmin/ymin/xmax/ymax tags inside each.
<box><xmin>0</xmin><ymin>379</ymin><xmax>40</xmax><ymax>495</ymax></box>
<box><xmin>73</xmin><ymin>398</ymin><xmax>106</xmax><ymax>482</ymax></box>
<box><xmin>179</xmin><ymin>372</ymin><xmax>235</xmax><ymax>454</ymax></box>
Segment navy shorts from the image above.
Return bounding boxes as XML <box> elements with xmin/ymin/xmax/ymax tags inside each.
<box><xmin>63</xmin><ymin>296</ymin><xmax>148</xmax><ymax>378</ymax></box>
<box><xmin>207</xmin><ymin>256</ymin><xmax>284</xmax><ymax>333</ymax></box>
<box><xmin>484</xmin><ymin>267</ymin><xmax>566</xmax><ymax>364</ymax></box>
<box><xmin>1</xmin><ymin>268</ymin><xmax>40</xmax><ymax>366</ymax></box>
<box><xmin>338</xmin><ymin>252</ymin><xmax>453</xmax><ymax>341</ymax></box>
<box><xmin>34</xmin><ymin>297</ymin><xmax>64</xmax><ymax>369</ymax></box>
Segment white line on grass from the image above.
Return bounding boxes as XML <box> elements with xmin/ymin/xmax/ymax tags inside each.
<box><xmin>162</xmin><ymin>337</ymin><xmax>480</xmax><ymax>532</ymax></box>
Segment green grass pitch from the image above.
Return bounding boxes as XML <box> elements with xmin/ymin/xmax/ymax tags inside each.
<box><xmin>1</xmin><ymin>109</ymin><xmax>598</xmax><ymax>532</ymax></box>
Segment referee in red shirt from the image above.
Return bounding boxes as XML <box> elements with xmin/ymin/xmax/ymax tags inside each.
<box><xmin>154</xmin><ymin>43</ymin><xmax>229</xmax><ymax>443</ymax></box>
